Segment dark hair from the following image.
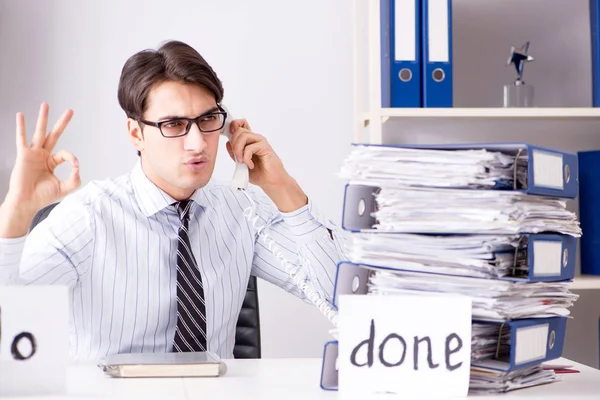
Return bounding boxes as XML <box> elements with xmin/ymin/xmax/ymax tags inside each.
<box><xmin>117</xmin><ymin>40</ymin><xmax>224</xmax><ymax>155</ymax></box>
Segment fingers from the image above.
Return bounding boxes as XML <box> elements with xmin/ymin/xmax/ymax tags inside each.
<box><xmin>60</xmin><ymin>167</ymin><xmax>82</xmax><ymax>196</ymax></box>
<box><xmin>15</xmin><ymin>113</ymin><xmax>27</xmax><ymax>152</ymax></box>
<box><xmin>26</xmin><ymin>103</ymin><xmax>73</xmax><ymax>150</ymax></box>
<box><xmin>229</xmin><ymin>118</ymin><xmax>251</xmax><ymax>134</ymax></box>
<box><xmin>52</xmin><ymin>150</ymin><xmax>81</xmax><ymax>196</ymax></box>
<box><xmin>225</xmin><ymin>141</ymin><xmax>236</xmax><ymax>162</ymax></box>
<box><xmin>243</xmin><ymin>143</ymin><xmax>263</xmax><ymax>169</ymax></box>
<box><xmin>44</xmin><ymin>109</ymin><xmax>74</xmax><ymax>151</ymax></box>
<box><xmin>31</xmin><ymin>103</ymin><xmax>49</xmax><ymax>148</ymax></box>
<box><xmin>52</xmin><ymin>149</ymin><xmax>79</xmax><ymax>169</ymax></box>
<box><xmin>232</xmin><ymin>130</ymin><xmax>264</xmax><ymax>163</ymax></box>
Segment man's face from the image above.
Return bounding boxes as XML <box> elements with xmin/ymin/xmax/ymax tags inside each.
<box><xmin>130</xmin><ymin>81</ymin><xmax>221</xmax><ymax>200</ymax></box>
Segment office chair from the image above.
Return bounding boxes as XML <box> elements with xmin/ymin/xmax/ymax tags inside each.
<box><xmin>29</xmin><ymin>202</ymin><xmax>261</xmax><ymax>359</ymax></box>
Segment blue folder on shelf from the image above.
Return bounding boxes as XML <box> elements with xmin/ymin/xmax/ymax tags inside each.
<box><xmin>421</xmin><ymin>0</ymin><xmax>453</xmax><ymax>107</ymax></box>
<box><xmin>381</xmin><ymin>0</ymin><xmax>422</xmax><ymax>107</ymax></box>
<box><xmin>578</xmin><ymin>150</ymin><xmax>600</xmax><ymax>275</ymax></box>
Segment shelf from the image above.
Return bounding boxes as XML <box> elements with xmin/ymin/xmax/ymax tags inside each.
<box><xmin>571</xmin><ymin>275</ymin><xmax>600</xmax><ymax>290</ymax></box>
<box><xmin>362</xmin><ymin>107</ymin><xmax>600</xmax><ymax>121</ymax></box>
<box><xmin>352</xmin><ymin>0</ymin><xmax>600</xmax><ymax>143</ymax></box>
<box><xmin>357</xmin><ymin>107</ymin><xmax>600</xmax><ymax>144</ymax></box>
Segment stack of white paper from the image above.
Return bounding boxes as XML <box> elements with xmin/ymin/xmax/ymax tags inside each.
<box><xmin>339</xmin><ymin>145</ymin><xmax>528</xmax><ymax>190</ymax></box>
<box><xmin>471</xmin><ymin>322</ymin><xmax>511</xmax><ymax>362</ymax></box>
<box><xmin>348</xmin><ymin>233</ymin><xmax>527</xmax><ymax>279</ymax></box>
<box><xmin>368</xmin><ymin>270</ymin><xmax>578</xmax><ymax>321</ymax></box>
<box><xmin>371</xmin><ymin>186</ymin><xmax>581</xmax><ymax>236</ymax></box>
<box><xmin>469</xmin><ymin>365</ymin><xmax>557</xmax><ymax>394</ymax></box>
<box><xmin>335</xmin><ymin>144</ymin><xmax>579</xmax><ymax>394</ymax></box>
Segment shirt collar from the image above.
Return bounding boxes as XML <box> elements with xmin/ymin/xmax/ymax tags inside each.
<box><xmin>130</xmin><ymin>160</ymin><xmax>215</xmax><ymax>217</ymax></box>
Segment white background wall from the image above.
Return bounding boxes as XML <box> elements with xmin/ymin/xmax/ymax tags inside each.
<box><xmin>1</xmin><ymin>0</ymin><xmax>600</xmax><ymax>366</ymax></box>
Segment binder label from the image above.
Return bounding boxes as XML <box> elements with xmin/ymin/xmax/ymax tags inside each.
<box><xmin>533</xmin><ymin>150</ymin><xmax>564</xmax><ymax>189</ymax></box>
<box><xmin>427</xmin><ymin>0</ymin><xmax>450</xmax><ymax>62</ymax></box>
<box><xmin>394</xmin><ymin>0</ymin><xmax>416</xmax><ymax>61</ymax></box>
<box><xmin>515</xmin><ymin>324</ymin><xmax>550</xmax><ymax>365</ymax></box>
<box><xmin>338</xmin><ymin>294</ymin><xmax>472</xmax><ymax>398</ymax></box>
<box><xmin>0</xmin><ymin>286</ymin><xmax>68</xmax><ymax>397</ymax></box>
<box><xmin>533</xmin><ymin>241</ymin><xmax>563</xmax><ymax>276</ymax></box>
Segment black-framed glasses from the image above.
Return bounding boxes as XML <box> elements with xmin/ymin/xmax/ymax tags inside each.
<box><xmin>138</xmin><ymin>105</ymin><xmax>227</xmax><ymax>138</ymax></box>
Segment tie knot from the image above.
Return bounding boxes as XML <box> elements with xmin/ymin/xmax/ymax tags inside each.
<box><xmin>176</xmin><ymin>200</ymin><xmax>193</xmax><ymax>222</ymax></box>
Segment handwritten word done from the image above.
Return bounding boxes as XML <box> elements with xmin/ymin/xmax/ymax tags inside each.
<box><xmin>350</xmin><ymin>319</ymin><xmax>464</xmax><ymax>371</ymax></box>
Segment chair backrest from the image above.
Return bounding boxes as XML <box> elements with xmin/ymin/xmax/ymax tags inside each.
<box><xmin>30</xmin><ymin>202</ymin><xmax>261</xmax><ymax>358</ymax></box>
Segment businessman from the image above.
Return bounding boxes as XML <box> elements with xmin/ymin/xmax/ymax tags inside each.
<box><xmin>0</xmin><ymin>40</ymin><xmax>346</xmax><ymax>360</ymax></box>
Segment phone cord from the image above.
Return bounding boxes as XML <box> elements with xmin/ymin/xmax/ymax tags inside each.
<box><xmin>239</xmin><ymin>189</ymin><xmax>339</xmax><ymax>328</ymax></box>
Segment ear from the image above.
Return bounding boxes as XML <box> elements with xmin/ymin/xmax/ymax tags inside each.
<box><xmin>127</xmin><ymin>118</ymin><xmax>145</xmax><ymax>153</ymax></box>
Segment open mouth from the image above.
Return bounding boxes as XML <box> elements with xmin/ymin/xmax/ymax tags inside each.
<box><xmin>186</xmin><ymin>160</ymin><xmax>207</xmax><ymax>170</ymax></box>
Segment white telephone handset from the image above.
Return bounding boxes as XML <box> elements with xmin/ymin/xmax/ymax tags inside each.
<box><xmin>220</xmin><ymin>106</ymin><xmax>249</xmax><ymax>192</ymax></box>
<box><xmin>220</xmin><ymin>105</ymin><xmax>339</xmax><ymax>329</ymax></box>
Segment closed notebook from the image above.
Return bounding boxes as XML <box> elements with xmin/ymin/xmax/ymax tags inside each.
<box><xmin>98</xmin><ymin>351</ymin><xmax>227</xmax><ymax>378</ymax></box>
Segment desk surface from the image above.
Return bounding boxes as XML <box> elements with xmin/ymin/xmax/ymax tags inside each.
<box><xmin>3</xmin><ymin>357</ymin><xmax>600</xmax><ymax>399</ymax></box>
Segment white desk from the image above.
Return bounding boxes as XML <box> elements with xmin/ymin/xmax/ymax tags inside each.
<box><xmin>3</xmin><ymin>358</ymin><xmax>599</xmax><ymax>399</ymax></box>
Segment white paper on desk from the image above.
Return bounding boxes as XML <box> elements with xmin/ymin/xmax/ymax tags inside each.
<box><xmin>0</xmin><ymin>286</ymin><xmax>69</xmax><ymax>397</ymax></box>
<box><xmin>338</xmin><ymin>294</ymin><xmax>472</xmax><ymax>398</ymax></box>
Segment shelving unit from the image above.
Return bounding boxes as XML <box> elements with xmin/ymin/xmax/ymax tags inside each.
<box><xmin>352</xmin><ymin>0</ymin><xmax>600</xmax><ymax>289</ymax></box>
<box><xmin>367</xmin><ymin>107</ymin><xmax>600</xmax><ymax>120</ymax></box>
<box><xmin>571</xmin><ymin>275</ymin><xmax>600</xmax><ymax>290</ymax></box>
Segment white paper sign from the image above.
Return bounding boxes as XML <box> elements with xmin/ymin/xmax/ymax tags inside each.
<box><xmin>0</xmin><ymin>286</ymin><xmax>69</xmax><ymax>396</ymax></box>
<box><xmin>338</xmin><ymin>294</ymin><xmax>472</xmax><ymax>398</ymax></box>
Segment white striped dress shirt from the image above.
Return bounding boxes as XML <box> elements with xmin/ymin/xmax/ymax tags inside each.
<box><xmin>0</xmin><ymin>161</ymin><xmax>346</xmax><ymax>360</ymax></box>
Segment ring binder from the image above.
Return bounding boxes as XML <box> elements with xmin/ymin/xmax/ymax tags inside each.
<box><xmin>471</xmin><ymin>317</ymin><xmax>567</xmax><ymax>372</ymax></box>
<box><xmin>341</xmin><ymin>184</ymin><xmax>379</xmax><ymax>232</ymax></box>
<box><xmin>319</xmin><ymin>341</ymin><xmax>339</xmax><ymax>390</ymax></box>
<box><xmin>513</xmin><ymin>148</ymin><xmax>523</xmax><ymax>190</ymax></box>
<box><xmin>421</xmin><ymin>0</ymin><xmax>453</xmax><ymax>107</ymax></box>
<box><xmin>338</xmin><ymin>233</ymin><xmax>576</xmax><ymax>282</ymax></box>
<box><xmin>495</xmin><ymin>323</ymin><xmax>507</xmax><ymax>360</ymax></box>
<box><xmin>332</xmin><ymin>262</ymin><xmax>578</xmax><ymax>322</ymax></box>
<box><xmin>342</xmin><ymin>143</ymin><xmax>579</xmax><ymax>199</ymax></box>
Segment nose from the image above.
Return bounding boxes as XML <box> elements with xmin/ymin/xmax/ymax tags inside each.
<box><xmin>183</xmin><ymin>122</ymin><xmax>207</xmax><ymax>153</ymax></box>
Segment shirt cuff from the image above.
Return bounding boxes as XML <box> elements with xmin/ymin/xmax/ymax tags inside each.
<box><xmin>280</xmin><ymin>197</ymin><xmax>333</xmax><ymax>237</ymax></box>
<box><xmin>0</xmin><ymin>236</ymin><xmax>27</xmax><ymax>284</ymax></box>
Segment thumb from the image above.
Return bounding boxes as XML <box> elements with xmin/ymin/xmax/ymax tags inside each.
<box><xmin>225</xmin><ymin>141</ymin><xmax>236</xmax><ymax>162</ymax></box>
<box><xmin>52</xmin><ymin>150</ymin><xmax>81</xmax><ymax>196</ymax></box>
<box><xmin>60</xmin><ymin>166</ymin><xmax>81</xmax><ymax>196</ymax></box>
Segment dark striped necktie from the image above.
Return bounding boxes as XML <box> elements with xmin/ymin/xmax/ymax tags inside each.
<box><xmin>172</xmin><ymin>200</ymin><xmax>208</xmax><ymax>352</ymax></box>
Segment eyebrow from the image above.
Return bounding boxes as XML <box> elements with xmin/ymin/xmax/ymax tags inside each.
<box><xmin>158</xmin><ymin>106</ymin><xmax>220</xmax><ymax>122</ymax></box>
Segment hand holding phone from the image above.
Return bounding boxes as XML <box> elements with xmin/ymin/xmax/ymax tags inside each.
<box><xmin>220</xmin><ymin>105</ymin><xmax>249</xmax><ymax>191</ymax></box>
<box><xmin>221</xmin><ymin>105</ymin><xmax>338</xmax><ymax>327</ymax></box>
